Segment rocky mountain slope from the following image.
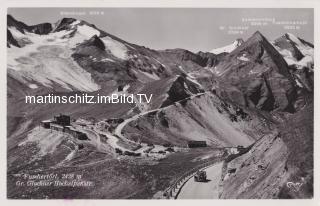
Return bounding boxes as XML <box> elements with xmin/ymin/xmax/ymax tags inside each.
<box><xmin>219</xmin><ymin>131</ymin><xmax>289</xmax><ymax>198</ymax></box>
<box><xmin>122</xmin><ymin>91</ymin><xmax>270</xmax><ymax>147</ymax></box>
<box><xmin>219</xmin><ymin>103</ymin><xmax>313</xmax><ymax>198</ymax></box>
<box><xmin>272</xmin><ymin>33</ymin><xmax>314</xmax><ymax>94</ymax></box>
<box><xmin>211</xmin><ymin>31</ymin><xmax>313</xmax><ymax>113</ymax></box>
<box><xmin>273</xmin><ymin>33</ymin><xmax>314</xmax><ymax>69</ymax></box>
<box><xmin>7</xmin><ymin>15</ymin><xmax>220</xmax><ymax>96</ymax></box>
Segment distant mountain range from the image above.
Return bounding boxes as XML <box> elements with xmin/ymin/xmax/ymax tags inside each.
<box><xmin>7</xmin><ymin>15</ymin><xmax>220</xmax><ymax>94</ymax></box>
<box><xmin>7</xmin><ymin>14</ymin><xmax>313</xmax><ymax>95</ymax></box>
<box><xmin>210</xmin><ymin>32</ymin><xmax>313</xmax><ymax>70</ymax></box>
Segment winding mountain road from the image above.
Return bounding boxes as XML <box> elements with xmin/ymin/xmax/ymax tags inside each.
<box><xmin>70</xmin><ymin>92</ymin><xmax>206</xmax><ymax>155</ymax></box>
<box><xmin>177</xmin><ymin>162</ymin><xmax>223</xmax><ymax>199</ymax></box>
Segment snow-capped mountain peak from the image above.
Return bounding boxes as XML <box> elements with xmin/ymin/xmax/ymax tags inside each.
<box><xmin>7</xmin><ymin>16</ymin><xmax>112</xmax><ymax>92</ymax></box>
<box><xmin>210</xmin><ymin>38</ymin><xmax>244</xmax><ymax>54</ymax></box>
<box><xmin>52</xmin><ymin>17</ymin><xmax>78</xmax><ymax>32</ymax></box>
<box><xmin>272</xmin><ymin>32</ymin><xmax>314</xmax><ymax>68</ymax></box>
<box><xmin>284</xmin><ymin>33</ymin><xmax>314</xmax><ymax>54</ymax></box>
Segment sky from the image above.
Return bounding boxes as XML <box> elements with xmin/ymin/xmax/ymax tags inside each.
<box><xmin>8</xmin><ymin>8</ymin><xmax>314</xmax><ymax>52</ymax></box>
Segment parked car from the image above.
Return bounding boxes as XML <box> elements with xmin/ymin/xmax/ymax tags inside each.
<box><xmin>194</xmin><ymin>170</ymin><xmax>207</xmax><ymax>182</ymax></box>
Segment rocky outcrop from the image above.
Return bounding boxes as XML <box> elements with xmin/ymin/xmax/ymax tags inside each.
<box><xmin>7</xmin><ymin>29</ymin><xmax>20</xmax><ymax>48</ymax></box>
<box><xmin>128</xmin><ymin>75</ymin><xmax>203</xmax><ymax>110</ymax></box>
<box><xmin>80</xmin><ymin>35</ymin><xmax>106</xmax><ymax>50</ymax></box>
<box><xmin>52</xmin><ymin>17</ymin><xmax>77</xmax><ymax>32</ymax></box>
<box><xmin>160</xmin><ymin>49</ymin><xmax>221</xmax><ymax>68</ymax></box>
<box><xmin>214</xmin><ymin>31</ymin><xmax>297</xmax><ymax>112</ymax></box>
<box><xmin>31</xmin><ymin>23</ymin><xmax>52</xmax><ymax>35</ymax></box>
<box><xmin>297</xmin><ymin>37</ymin><xmax>314</xmax><ymax>48</ymax></box>
<box><xmin>230</xmin><ymin>31</ymin><xmax>292</xmax><ymax>77</ymax></box>
<box><xmin>7</xmin><ymin>14</ymin><xmax>52</xmax><ymax>35</ymax></box>
<box><xmin>7</xmin><ymin>14</ymin><xmax>30</xmax><ymax>33</ymax></box>
<box><xmin>219</xmin><ymin>131</ymin><xmax>289</xmax><ymax>198</ymax></box>
<box><xmin>162</xmin><ymin>49</ymin><xmax>204</xmax><ymax>64</ymax></box>
<box><xmin>197</xmin><ymin>51</ymin><xmax>223</xmax><ymax>67</ymax></box>
<box><xmin>219</xmin><ymin>102</ymin><xmax>313</xmax><ymax>198</ymax></box>
<box><xmin>245</xmin><ymin>77</ymin><xmax>272</xmax><ymax>110</ymax></box>
<box><xmin>160</xmin><ymin>75</ymin><xmax>203</xmax><ymax>108</ymax></box>
<box><xmin>277</xmin><ymin>103</ymin><xmax>313</xmax><ymax>198</ymax></box>
<box><xmin>7</xmin><ymin>15</ymin><xmax>52</xmax><ymax>48</ymax></box>
<box><xmin>274</xmin><ymin>34</ymin><xmax>305</xmax><ymax>61</ymax></box>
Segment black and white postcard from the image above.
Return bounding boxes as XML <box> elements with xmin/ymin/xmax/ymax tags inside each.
<box><xmin>3</xmin><ymin>1</ymin><xmax>319</xmax><ymax>204</ymax></box>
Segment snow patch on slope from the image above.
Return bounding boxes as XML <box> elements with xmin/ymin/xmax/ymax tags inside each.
<box><xmin>77</xmin><ymin>24</ymin><xmax>100</xmax><ymax>38</ymax></box>
<box><xmin>9</xmin><ymin>45</ymin><xmax>100</xmax><ymax>92</ymax></box>
<box><xmin>70</xmin><ymin>20</ymin><xmax>81</xmax><ymax>28</ymax></box>
<box><xmin>101</xmin><ymin>36</ymin><xmax>128</xmax><ymax>60</ymax></box>
<box><xmin>286</xmin><ymin>33</ymin><xmax>313</xmax><ymax>56</ymax></box>
<box><xmin>210</xmin><ymin>39</ymin><xmax>244</xmax><ymax>54</ymax></box>
<box><xmin>28</xmin><ymin>84</ymin><xmax>38</xmax><ymax>89</ymax></box>
<box><xmin>237</xmin><ymin>54</ymin><xmax>249</xmax><ymax>62</ymax></box>
<box><xmin>8</xmin><ymin>26</ymin><xmax>101</xmax><ymax>92</ymax></box>
<box><xmin>272</xmin><ymin>33</ymin><xmax>313</xmax><ymax>68</ymax></box>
